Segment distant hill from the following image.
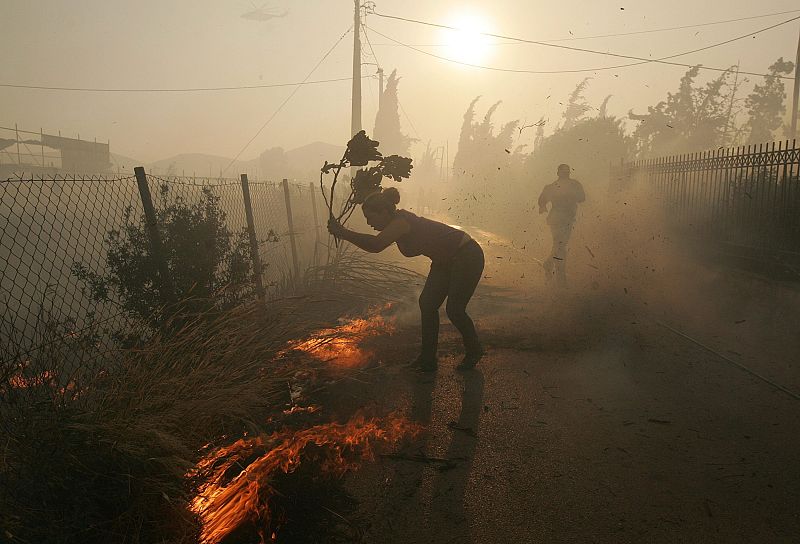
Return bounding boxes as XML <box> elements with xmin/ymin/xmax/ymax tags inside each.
<box><xmin>109</xmin><ymin>152</ymin><xmax>143</xmax><ymax>174</ymax></box>
<box><xmin>285</xmin><ymin>141</ymin><xmax>343</xmax><ymax>168</ymax></box>
<box><xmin>282</xmin><ymin>141</ymin><xmax>345</xmax><ymax>182</ymax></box>
<box><xmin>142</xmin><ymin>142</ymin><xmax>345</xmax><ymax>182</ymax></box>
<box><xmin>147</xmin><ymin>153</ymin><xmax>256</xmax><ymax>178</ymax></box>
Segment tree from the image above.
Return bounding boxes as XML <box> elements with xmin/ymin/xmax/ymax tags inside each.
<box><xmin>258</xmin><ymin>146</ymin><xmax>289</xmax><ymax>180</ymax></box>
<box><xmin>450</xmin><ymin>97</ymin><xmax>520</xmax><ymax>224</ymax></box>
<box><xmin>527</xmin><ymin>115</ymin><xmax>632</xmax><ymax>192</ymax></box>
<box><xmin>743</xmin><ymin>57</ymin><xmax>795</xmax><ymax>144</ymax></box>
<box><xmin>562</xmin><ymin>78</ymin><xmax>593</xmax><ymax>130</ymax></box>
<box><xmin>688</xmin><ymin>70</ymin><xmax>733</xmax><ymax>150</ymax></box>
<box><xmin>452</xmin><ymin>98</ymin><xmax>518</xmax><ymax>190</ymax></box>
<box><xmin>629</xmin><ymin>65</ymin><xmax>737</xmax><ymax>156</ymax></box>
<box><xmin>373</xmin><ymin>69</ymin><xmax>414</xmax><ymax>156</ymax></box>
<box><xmin>452</xmin><ymin>96</ymin><xmax>481</xmax><ymax>179</ymax></box>
<box><xmin>415</xmin><ymin>141</ymin><xmax>440</xmax><ymax>183</ymax></box>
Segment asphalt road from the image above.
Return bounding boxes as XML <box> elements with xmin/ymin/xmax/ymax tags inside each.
<box><xmin>338</xmin><ymin>242</ymin><xmax>800</xmax><ymax>543</ymax></box>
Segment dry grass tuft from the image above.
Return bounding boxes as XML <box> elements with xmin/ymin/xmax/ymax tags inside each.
<box><xmin>1</xmin><ymin>250</ymin><xmax>420</xmax><ymax>543</ymax></box>
<box><xmin>0</xmin><ymin>295</ymin><xmax>370</xmax><ymax>543</ymax></box>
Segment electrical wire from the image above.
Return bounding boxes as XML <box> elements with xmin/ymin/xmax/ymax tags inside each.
<box><xmin>369</xmin><ymin>12</ymin><xmax>798</xmax><ymax>80</ymax></box>
<box><xmin>0</xmin><ymin>76</ymin><xmax>370</xmax><ymax>94</ymax></box>
<box><xmin>221</xmin><ymin>25</ymin><xmax>353</xmax><ymax>176</ymax></box>
<box><xmin>370</xmin><ymin>8</ymin><xmax>800</xmax><ymax>45</ymax></box>
<box><xmin>541</xmin><ymin>8</ymin><xmax>800</xmax><ymax>42</ymax></box>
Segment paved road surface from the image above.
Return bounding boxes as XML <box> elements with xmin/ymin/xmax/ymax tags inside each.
<box><xmin>339</xmin><ymin>236</ymin><xmax>800</xmax><ymax>543</ymax></box>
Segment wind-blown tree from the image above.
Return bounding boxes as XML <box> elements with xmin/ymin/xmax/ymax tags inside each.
<box><xmin>415</xmin><ymin>141</ymin><xmax>440</xmax><ymax>182</ymax></box>
<box><xmin>690</xmin><ymin>70</ymin><xmax>734</xmax><ymax>149</ymax></box>
<box><xmin>532</xmin><ymin>116</ymin><xmax>547</xmax><ymax>153</ymax></box>
<box><xmin>561</xmin><ymin>78</ymin><xmax>593</xmax><ymax>130</ymax></box>
<box><xmin>598</xmin><ymin>95</ymin><xmax>613</xmax><ymax>118</ymax></box>
<box><xmin>452</xmin><ymin>97</ymin><xmax>518</xmax><ymax>186</ymax></box>
<box><xmin>453</xmin><ymin>96</ymin><xmax>481</xmax><ymax>176</ymax></box>
<box><xmin>629</xmin><ymin>65</ymin><xmax>737</xmax><ymax>157</ymax></box>
<box><xmin>450</xmin><ymin>97</ymin><xmax>520</xmax><ymax>224</ymax></box>
<box><xmin>527</xmin><ymin>114</ymin><xmax>632</xmax><ymax>193</ymax></box>
<box><xmin>373</xmin><ymin>69</ymin><xmax>414</xmax><ymax>156</ymax></box>
<box><xmin>743</xmin><ymin>57</ymin><xmax>795</xmax><ymax>144</ymax></box>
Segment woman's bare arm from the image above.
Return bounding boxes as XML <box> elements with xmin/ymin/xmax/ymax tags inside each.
<box><xmin>332</xmin><ymin>217</ymin><xmax>410</xmax><ymax>253</ymax></box>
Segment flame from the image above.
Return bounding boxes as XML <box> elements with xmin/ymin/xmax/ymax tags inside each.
<box><xmin>8</xmin><ymin>369</ymin><xmax>56</xmax><ymax>389</ymax></box>
<box><xmin>190</xmin><ymin>414</ymin><xmax>420</xmax><ymax>543</ymax></box>
<box><xmin>281</xmin><ymin>405</ymin><xmax>320</xmax><ymax>416</ymax></box>
<box><xmin>4</xmin><ymin>365</ymin><xmax>84</xmax><ymax>401</ymax></box>
<box><xmin>286</xmin><ymin>312</ymin><xmax>394</xmax><ymax>368</ymax></box>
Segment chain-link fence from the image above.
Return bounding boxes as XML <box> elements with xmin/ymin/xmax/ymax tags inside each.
<box><xmin>1</xmin><ymin>169</ymin><xmax>327</xmax><ymax>368</ymax></box>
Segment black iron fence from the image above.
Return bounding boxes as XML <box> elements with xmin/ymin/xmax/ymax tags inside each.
<box><xmin>612</xmin><ymin>140</ymin><xmax>800</xmax><ymax>259</ymax></box>
<box><xmin>1</xmin><ymin>169</ymin><xmax>326</xmax><ymax>364</ymax></box>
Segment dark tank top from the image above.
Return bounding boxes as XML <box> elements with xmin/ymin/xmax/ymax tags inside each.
<box><xmin>395</xmin><ymin>209</ymin><xmax>466</xmax><ymax>263</ymax></box>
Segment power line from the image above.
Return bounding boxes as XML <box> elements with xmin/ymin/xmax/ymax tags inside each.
<box><xmin>369</xmin><ymin>12</ymin><xmax>798</xmax><ymax>80</ymax></box>
<box><xmin>221</xmin><ymin>26</ymin><xmax>353</xmax><ymax>175</ymax></box>
<box><xmin>0</xmin><ymin>75</ymin><xmax>372</xmax><ymax>94</ymax></box>
<box><xmin>371</xmin><ymin>8</ymin><xmax>800</xmax><ymax>46</ymax></box>
<box><xmin>542</xmin><ymin>8</ymin><xmax>800</xmax><ymax>42</ymax></box>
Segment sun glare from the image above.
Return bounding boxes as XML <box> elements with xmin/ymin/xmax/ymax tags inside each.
<box><xmin>442</xmin><ymin>12</ymin><xmax>492</xmax><ymax>65</ymax></box>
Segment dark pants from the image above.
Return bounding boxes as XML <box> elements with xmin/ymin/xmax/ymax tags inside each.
<box><xmin>545</xmin><ymin>219</ymin><xmax>574</xmax><ymax>285</ymax></box>
<box><xmin>419</xmin><ymin>240</ymin><xmax>484</xmax><ymax>361</ymax></box>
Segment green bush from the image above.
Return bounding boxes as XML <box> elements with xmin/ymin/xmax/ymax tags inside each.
<box><xmin>73</xmin><ymin>184</ymin><xmax>255</xmax><ymax>333</ymax></box>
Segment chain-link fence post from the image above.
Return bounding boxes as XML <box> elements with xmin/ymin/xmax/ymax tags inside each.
<box><xmin>282</xmin><ymin>179</ymin><xmax>301</xmax><ymax>282</ymax></box>
<box><xmin>240</xmin><ymin>174</ymin><xmax>265</xmax><ymax>301</ymax></box>
<box><xmin>309</xmin><ymin>181</ymin><xmax>321</xmax><ymax>267</ymax></box>
<box><xmin>134</xmin><ymin>166</ymin><xmax>175</xmax><ymax>305</ymax></box>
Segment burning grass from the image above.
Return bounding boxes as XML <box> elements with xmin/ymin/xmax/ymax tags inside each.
<box><xmin>0</xmin><ymin>296</ymin><xmax>373</xmax><ymax>543</ymax></box>
<box><xmin>191</xmin><ymin>413</ymin><xmax>420</xmax><ymax>543</ymax></box>
<box><xmin>286</xmin><ymin>308</ymin><xmax>395</xmax><ymax>368</ymax></box>
<box><xmin>1</xmin><ymin>265</ymin><xmax>420</xmax><ymax>543</ymax></box>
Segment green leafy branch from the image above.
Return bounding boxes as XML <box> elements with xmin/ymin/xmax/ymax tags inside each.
<box><xmin>319</xmin><ymin>130</ymin><xmax>413</xmax><ymax>227</ymax></box>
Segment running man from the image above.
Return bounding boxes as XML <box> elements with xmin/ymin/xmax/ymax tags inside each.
<box><xmin>538</xmin><ymin>163</ymin><xmax>585</xmax><ymax>286</ymax></box>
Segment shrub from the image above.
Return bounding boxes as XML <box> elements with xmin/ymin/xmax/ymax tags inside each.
<box><xmin>73</xmin><ymin>184</ymin><xmax>255</xmax><ymax>333</ymax></box>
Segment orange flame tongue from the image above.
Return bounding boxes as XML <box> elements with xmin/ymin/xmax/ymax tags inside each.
<box><xmin>287</xmin><ymin>313</ymin><xmax>394</xmax><ymax>368</ymax></box>
<box><xmin>191</xmin><ymin>414</ymin><xmax>420</xmax><ymax>543</ymax></box>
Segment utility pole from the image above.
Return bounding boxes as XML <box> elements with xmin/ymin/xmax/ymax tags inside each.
<box><xmin>791</xmin><ymin>24</ymin><xmax>800</xmax><ymax>139</ymax></box>
<box><xmin>351</xmin><ymin>0</ymin><xmax>362</xmax><ymax>137</ymax></box>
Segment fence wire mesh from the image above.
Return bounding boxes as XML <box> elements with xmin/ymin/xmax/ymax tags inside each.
<box><xmin>1</xmin><ymin>171</ymin><xmax>328</xmax><ymax>377</ymax></box>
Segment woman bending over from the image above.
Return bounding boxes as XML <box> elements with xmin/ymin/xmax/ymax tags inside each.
<box><xmin>327</xmin><ymin>187</ymin><xmax>484</xmax><ymax>372</ymax></box>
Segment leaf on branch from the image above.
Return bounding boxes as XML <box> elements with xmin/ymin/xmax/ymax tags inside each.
<box><xmin>345</xmin><ymin>130</ymin><xmax>382</xmax><ymax>167</ymax></box>
<box><xmin>351</xmin><ymin>168</ymin><xmax>383</xmax><ymax>204</ymax></box>
<box><xmin>379</xmin><ymin>155</ymin><xmax>413</xmax><ymax>182</ymax></box>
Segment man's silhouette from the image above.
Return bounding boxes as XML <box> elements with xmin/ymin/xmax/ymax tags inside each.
<box><xmin>538</xmin><ymin>163</ymin><xmax>585</xmax><ymax>286</ymax></box>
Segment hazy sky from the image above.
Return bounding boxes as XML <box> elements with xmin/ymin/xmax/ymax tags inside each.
<box><xmin>3</xmin><ymin>1</ymin><xmax>798</xmax><ymax>164</ymax></box>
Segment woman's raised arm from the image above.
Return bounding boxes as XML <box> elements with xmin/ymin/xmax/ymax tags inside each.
<box><xmin>329</xmin><ymin>216</ymin><xmax>410</xmax><ymax>253</ymax></box>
